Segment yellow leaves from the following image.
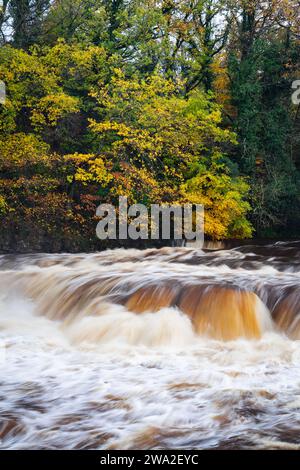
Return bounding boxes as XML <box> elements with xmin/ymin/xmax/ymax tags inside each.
<box><xmin>0</xmin><ymin>46</ymin><xmax>58</xmax><ymax>98</ymax></box>
<box><xmin>86</xmin><ymin>70</ymin><xmax>249</xmax><ymax>238</ymax></box>
<box><xmin>0</xmin><ymin>43</ymin><xmax>253</xmax><ymax>242</ymax></box>
<box><xmin>0</xmin><ymin>43</ymin><xmax>106</xmax><ymax>135</ymax></box>
<box><xmin>65</xmin><ymin>153</ymin><xmax>95</xmax><ymax>164</ymax></box>
<box><xmin>89</xmin><ymin>119</ymin><xmax>162</xmax><ymax>159</ymax></box>
<box><xmin>88</xmin><ymin>158</ymin><xmax>113</xmax><ymax>184</ymax></box>
<box><xmin>64</xmin><ymin>153</ymin><xmax>113</xmax><ymax>186</ymax></box>
<box><xmin>181</xmin><ymin>170</ymin><xmax>253</xmax><ymax>240</ymax></box>
<box><xmin>92</xmin><ymin>71</ymin><xmax>178</xmax><ymax>113</ymax></box>
<box><xmin>90</xmin><ymin>71</ymin><xmax>235</xmax><ymax>168</ymax></box>
<box><xmin>0</xmin><ymin>133</ymin><xmax>49</xmax><ymax>167</ymax></box>
<box><xmin>43</xmin><ymin>42</ymin><xmax>107</xmax><ymax>83</ymax></box>
<box><xmin>31</xmin><ymin>93</ymin><xmax>79</xmax><ymax>128</ymax></box>
<box><xmin>0</xmin><ymin>195</ymin><xmax>8</xmax><ymax>215</ymax></box>
<box><xmin>212</xmin><ymin>54</ymin><xmax>233</xmax><ymax>112</ymax></box>
<box><xmin>89</xmin><ymin>120</ymin><xmax>132</xmax><ymax>137</ymax></box>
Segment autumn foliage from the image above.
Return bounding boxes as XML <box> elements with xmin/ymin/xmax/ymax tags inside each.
<box><xmin>0</xmin><ymin>1</ymin><xmax>299</xmax><ymax>250</ymax></box>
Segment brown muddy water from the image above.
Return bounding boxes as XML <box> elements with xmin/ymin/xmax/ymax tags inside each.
<box><xmin>1</xmin><ymin>242</ymin><xmax>300</xmax><ymax>449</ymax></box>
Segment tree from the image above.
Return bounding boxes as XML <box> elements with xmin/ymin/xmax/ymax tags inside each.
<box><xmin>85</xmin><ymin>70</ymin><xmax>252</xmax><ymax>238</ymax></box>
<box><xmin>0</xmin><ymin>0</ymin><xmax>9</xmax><ymax>44</ymax></box>
<box><xmin>227</xmin><ymin>0</ymin><xmax>300</xmax><ymax>235</ymax></box>
<box><xmin>8</xmin><ymin>0</ymin><xmax>51</xmax><ymax>48</ymax></box>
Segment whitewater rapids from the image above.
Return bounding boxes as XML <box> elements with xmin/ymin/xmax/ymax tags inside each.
<box><xmin>1</xmin><ymin>242</ymin><xmax>300</xmax><ymax>449</ymax></box>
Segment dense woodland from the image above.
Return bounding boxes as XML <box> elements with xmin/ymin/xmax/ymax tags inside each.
<box><xmin>0</xmin><ymin>0</ymin><xmax>299</xmax><ymax>251</ymax></box>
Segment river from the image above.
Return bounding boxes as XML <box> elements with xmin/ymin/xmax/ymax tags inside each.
<box><xmin>1</xmin><ymin>241</ymin><xmax>300</xmax><ymax>449</ymax></box>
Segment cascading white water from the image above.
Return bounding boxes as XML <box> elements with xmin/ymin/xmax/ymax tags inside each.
<box><xmin>1</xmin><ymin>243</ymin><xmax>300</xmax><ymax>449</ymax></box>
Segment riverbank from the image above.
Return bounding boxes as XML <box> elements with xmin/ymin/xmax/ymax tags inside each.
<box><xmin>1</xmin><ymin>237</ymin><xmax>300</xmax><ymax>255</ymax></box>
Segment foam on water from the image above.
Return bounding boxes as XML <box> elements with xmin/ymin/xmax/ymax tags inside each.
<box><xmin>1</xmin><ymin>245</ymin><xmax>300</xmax><ymax>449</ymax></box>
